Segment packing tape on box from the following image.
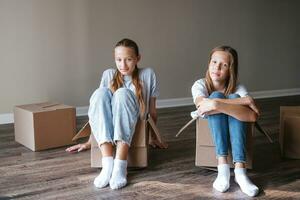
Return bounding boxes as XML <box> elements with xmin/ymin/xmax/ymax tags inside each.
<box><xmin>41</xmin><ymin>103</ymin><xmax>60</xmax><ymax>109</ymax></box>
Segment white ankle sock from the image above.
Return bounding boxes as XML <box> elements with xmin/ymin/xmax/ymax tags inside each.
<box><xmin>234</xmin><ymin>168</ymin><xmax>259</xmax><ymax>197</ymax></box>
<box><xmin>93</xmin><ymin>156</ymin><xmax>113</xmax><ymax>188</ymax></box>
<box><xmin>109</xmin><ymin>159</ymin><xmax>128</xmax><ymax>190</ymax></box>
<box><xmin>213</xmin><ymin>164</ymin><xmax>230</xmax><ymax>192</ymax></box>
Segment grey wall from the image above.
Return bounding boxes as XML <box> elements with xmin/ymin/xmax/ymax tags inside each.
<box><xmin>0</xmin><ymin>0</ymin><xmax>300</xmax><ymax>113</ymax></box>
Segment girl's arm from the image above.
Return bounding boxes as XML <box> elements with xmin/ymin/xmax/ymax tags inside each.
<box><xmin>196</xmin><ymin>96</ymin><xmax>259</xmax><ymax>115</ymax></box>
<box><xmin>195</xmin><ymin>96</ymin><xmax>204</xmax><ymax>108</ymax></box>
<box><xmin>198</xmin><ymin>98</ymin><xmax>258</xmax><ymax>122</ymax></box>
<box><xmin>214</xmin><ymin>96</ymin><xmax>260</xmax><ymax>115</ymax></box>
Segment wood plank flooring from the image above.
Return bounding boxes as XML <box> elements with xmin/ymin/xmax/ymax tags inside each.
<box><xmin>1</xmin><ymin>96</ymin><xmax>300</xmax><ymax>199</ymax></box>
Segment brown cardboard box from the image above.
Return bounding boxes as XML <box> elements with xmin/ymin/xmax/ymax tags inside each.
<box><xmin>91</xmin><ymin>119</ymin><xmax>149</xmax><ymax>167</ymax></box>
<box><xmin>14</xmin><ymin>102</ymin><xmax>76</xmax><ymax>151</ymax></box>
<box><xmin>195</xmin><ymin>118</ymin><xmax>254</xmax><ymax>169</ymax></box>
<box><xmin>72</xmin><ymin>114</ymin><xmax>161</xmax><ymax>168</ymax></box>
<box><xmin>280</xmin><ymin>106</ymin><xmax>300</xmax><ymax>159</ymax></box>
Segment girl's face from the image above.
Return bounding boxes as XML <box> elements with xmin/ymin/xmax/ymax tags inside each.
<box><xmin>114</xmin><ymin>46</ymin><xmax>140</xmax><ymax>76</ymax></box>
<box><xmin>208</xmin><ymin>51</ymin><xmax>230</xmax><ymax>83</ymax></box>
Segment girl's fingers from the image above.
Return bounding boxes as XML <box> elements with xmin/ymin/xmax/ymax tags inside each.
<box><xmin>156</xmin><ymin>140</ymin><xmax>168</xmax><ymax>149</ymax></box>
<box><xmin>161</xmin><ymin>142</ymin><xmax>168</xmax><ymax>149</ymax></box>
<box><xmin>149</xmin><ymin>139</ymin><xmax>168</xmax><ymax>149</ymax></box>
<box><xmin>78</xmin><ymin>144</ymin><xmax>89</xmax><ymax>152</ymax></box>
<box><xmin>250</xmin><ymin>104</ymin><xmax>260</xmax><ymax>115</ymax></box>
<box><xmin>198</xmin><ymin>108</ymin><xmax>206</xmax><ymax>116</ymax></box>
<box><xmin>66</xmin><ymin>144</ymin><xmax>80</xmax><ymax>152</ymax></box>
<box><xmin>66</xmin><ymin>147</ymin><xmax>73</xmax><ymax>152</ymax></box>
<box><xmin>197</xmin><ymin>108</ymin><xmax>201</xmax><ymax>115</ymax></box>
<box><xmin>149</xmin><ymin>142</ymin><xmax>156</xmax><ymax>148</ymax></box>
<box><xmin>77</xmin><ymin>145</ymin><xmax>84</xmax><ymax>152</ymax></box>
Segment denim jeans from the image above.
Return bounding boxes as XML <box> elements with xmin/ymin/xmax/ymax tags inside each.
<box><xmin>88</xmin><ymin>87</ymin><xmax>140</xmax><ymax>146</ymax></box>
<box><xmin>207</xmin><ymin>91</ymin><xmax>247</xmax><ymax>163</ymax></box>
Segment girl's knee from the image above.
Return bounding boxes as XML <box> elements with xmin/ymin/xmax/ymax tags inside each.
<box><xmin>209</xmin><ymin>91</ymin><xmax>225</xmax><ymax>99</ymax></box>
<box><xmin>98</xmin><ymin>87</ymin><xmax>113</xmax><ymax>100</ymax></box>
<box><xmin>113</xmin><ymin>88</ymin><xmax>138</xmax><ymax>107</ymax></box>
<box><xmin>114</xmin><ymin>88</ymin><xmax>135</xmax><ymax>99</ymax></box>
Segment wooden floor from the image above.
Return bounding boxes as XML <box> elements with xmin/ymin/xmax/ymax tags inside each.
<box><xmin>1</xmin><ymin>96</ymin><xmax>300</xmax><ymax>199</ymax></box>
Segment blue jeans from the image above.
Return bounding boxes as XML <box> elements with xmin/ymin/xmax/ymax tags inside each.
<box><xmin>207</xmin><ymin>91</ymin><xmax>247</xmax><ymax>163</ymax></box>
<box><xmin>88</xmin><ymin>87</ymin><xmax>140</xmax><ymax>146</ymax></box>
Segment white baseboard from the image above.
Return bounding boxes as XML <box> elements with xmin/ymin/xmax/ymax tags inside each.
<box><xmin>76</xmin><ymin>106</ymin><xmax>89</xmax><ymax>117</ymax></box>
<box><xmin>0</xmin><ymin>113</ymin><xmax>14</xmax><ymax>125</ymax></box>
<box><xmin>250</xmin><ymin>88</ymin><xmax>300</xmax><ymax>99</ymax></box>
<box><xmin>157</xmin><ymin>97</ymin><xmax>193</xmax><ymax>108</ymax></box>
<box><xmin>1</xmin><ymin>87</ymin><xmax>300</xmax><ymax>125</ymax></box>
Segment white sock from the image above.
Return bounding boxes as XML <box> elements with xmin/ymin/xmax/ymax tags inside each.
<box><xmin>213</xmin><ymin>164</ymin><xmax>230</xmax><ymax>192</ymax></box>
<box><xmin>234</xmin><ymin>168</ymin><xmax>259</xmax><ymax>197</ymax></box>
<box><xmin>93</xmin><ymin>156</ymin><xmax>113</xmax><ymax>188</ymax></box>
<box><xmin>109</xmin><ymin>159</ymin><xmax>128</xmax><ymax>190</ymax></box>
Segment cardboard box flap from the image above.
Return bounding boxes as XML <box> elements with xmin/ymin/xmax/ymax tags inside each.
<box><xmin>176</xmin><ymin>118</ymin><xmax>197</xmax><ymax>137</ymax></box>
<box><xmin>16</xmin><ymin>102</ymin><xmax>74</xmax><ymax>113</ymax></box>
<box><xmin>254</xmin><ymin>122</ymin><xmax>273</xmax><ymax>143</ymax></box>
<box><xmin>72</xmin><ymin>121</ymin><xmax>91</xmax><ymax>141</ymax></box>
<box><xmin>147</xmin><ymin>114</ymin><xmax>163</xmax><ymax>144</ymax></box>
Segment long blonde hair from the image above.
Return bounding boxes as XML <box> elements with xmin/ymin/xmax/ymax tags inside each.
<box><xmin>111</xmin><ymin>38</ymin><xmax>145</xmax><ymax>114</ymax></box>
<box><xmin>205</xmin><ymin>45</ymin><xmax>238</xmax><ymax>96</ymax></box>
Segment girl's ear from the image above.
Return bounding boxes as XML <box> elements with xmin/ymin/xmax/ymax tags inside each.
<box><xmin>137</xmin><ymin>55</ymin><xmax>141</xmax><ymax>62</ymax></box>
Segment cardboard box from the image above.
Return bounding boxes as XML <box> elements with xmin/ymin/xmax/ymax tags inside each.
<box><xmin>14</xmin><ymin>102</ymin><xmax>76</xmax><ymax>151</ymax></box>
<box><xmin>195</xmin><ymin>118</ymin><xmax>254</xmax><ymax>169</ymax></box>
<box><xmin>73</xmin><ymin>114</ymin><xmax>161</xmax><ymax>168</ymax></box>
<box><xmin>280</xmin><ymin>106</ymin><xmax>300</xmax><ymax>159</ymax></box>
<box><xmin>91</xmin><ymin>119</ymin><xmax>149</xmax><ymax>167</ymax></box>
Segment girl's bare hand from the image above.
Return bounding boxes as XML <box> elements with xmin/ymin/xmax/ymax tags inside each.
<box><xmin>149</xmin><ymin>138</ymin><xmax>168</xmax><ymax>149</ymax></box>
<box><xmin>65</xmin><ymin>142</ymin><xmax>91</xmax><ymax>153</ymax></box>
<box><xmin>149</xmin><ymin>131</ymin><xmax>168</xmax><ymax>149</ymax></box>
<box><xmin>246</xmin><ymin>96</ymin><xmax>260</xmax><ymax>116</ymax></box>
<box><xmin>198</xmin><ymin>98</ymin><xmax>217</xmax><ymax>115</ymax></box>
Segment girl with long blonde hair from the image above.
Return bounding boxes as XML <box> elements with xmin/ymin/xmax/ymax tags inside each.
<box><xmin>192</xmin><ymin>46</ymin><xmax>260</xmax><ymax>197</ymax></box>
<box><xmin>66</xmin><ymin>38</ymin><xmax>166</xmax><ymax>190</ymax></box>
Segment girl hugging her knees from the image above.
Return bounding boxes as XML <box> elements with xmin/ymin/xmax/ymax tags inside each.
<box><xmin>191</xmin><ymin>46</ymin><xmax>260</xmax><ymax>197</ymax></box>
<box><xmin>88</xmin><ymin>38</ymin><xmax>165</xmax><ymax>190</ymax></box>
